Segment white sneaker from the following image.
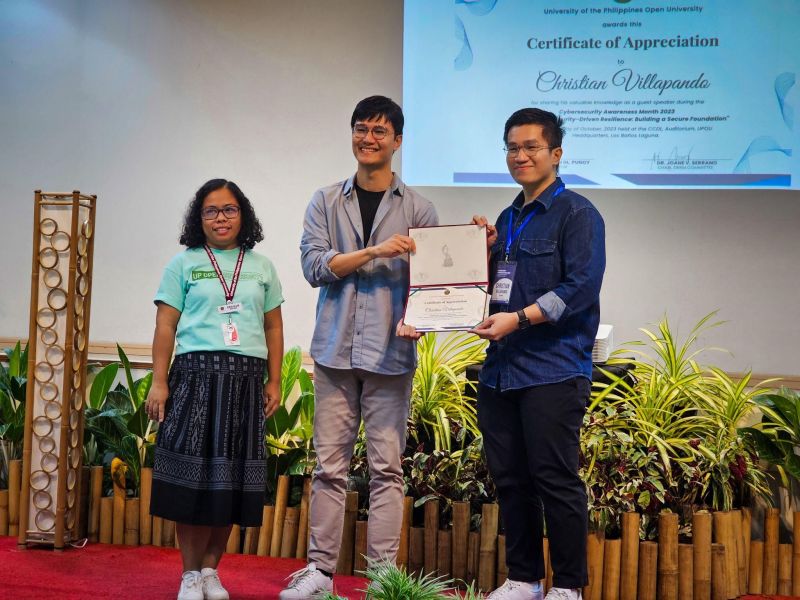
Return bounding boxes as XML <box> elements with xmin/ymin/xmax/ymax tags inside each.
<box><xmin>544</xmin><ymin>588</ymin><xmax>582</xmax><ymax>600</ymax></box>
<box><xmin>201</xmin><ymin>568</ymin><xmax>230</xmax><ymax>600</ymax></box>
<box><xmin>177</xmin><ymin>571</ymin><xmax>203</xmax><ymax>600</ymax></box>
<box><xmin>487</xmin><ymin>579</ymin><xmax>543</xmax><ymax>599</ymax></box>
<box><xmin>278</xmin><ymin>563</ymin><xmax>334</xmax><ymax>600</ymax></box>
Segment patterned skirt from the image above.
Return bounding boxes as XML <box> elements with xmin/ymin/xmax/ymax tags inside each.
<box><xmin>150</xmin><ymin>351</ymin><xmax>266</xmax><ymax>527</ymax></box>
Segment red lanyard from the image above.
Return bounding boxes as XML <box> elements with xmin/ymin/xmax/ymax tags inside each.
<box><xmin>203</xmin><ymin>245</ymin><xmax>245</xmax><ymax>302</ymax></box>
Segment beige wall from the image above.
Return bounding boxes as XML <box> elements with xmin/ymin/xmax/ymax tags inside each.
<box><xmin>1</xmin><ymin>0</ymin><xmax>798</xmax><ymax>375</ymax></box>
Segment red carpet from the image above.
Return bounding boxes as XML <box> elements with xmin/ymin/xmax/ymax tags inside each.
<box><xmin>2</xmin><ymin>537</ymin><xmax>798</xmax><ymax>599</ymax></box>
<box><xmin>0</xmin><ymin>536</ymin><xmax>367</xmax><ymax>599</ymax></box>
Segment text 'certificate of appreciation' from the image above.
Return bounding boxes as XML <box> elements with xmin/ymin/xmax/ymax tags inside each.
<box><xmin>403</xmin><ymin>224</ymin><xmax>489</xmax><ymax>332</ymax></box>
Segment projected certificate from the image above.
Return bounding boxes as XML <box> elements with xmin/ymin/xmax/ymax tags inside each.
<box><xmin>404</xmin><ymin>224</ymin><xmax>489</xmax><ymax>332</ymax></box>
<box><xmin>403</xmin><ymin>0</ymin><xmax>800</xmax><ymax>190</ymax></box>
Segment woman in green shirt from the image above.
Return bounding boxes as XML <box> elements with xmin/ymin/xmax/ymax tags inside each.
<box><xmin>146</xmin><ymin>179</ymin><xmax>284</xmax><ymax>600</ymax></box>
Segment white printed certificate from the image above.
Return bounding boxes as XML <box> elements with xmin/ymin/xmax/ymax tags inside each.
<box><xmin>403</xmin><ymin>224</ymin><xmax>490</xmax><ymax>332</ymax></box>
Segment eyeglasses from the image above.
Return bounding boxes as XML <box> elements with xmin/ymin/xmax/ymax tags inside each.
<box><xmin>352</xmin><ymin>124</ymin><xmax>393</xmax><ymax>140</ymax></box>
<box><xmin>504</xmin><ymin>143</ymin><xmax>553</xmax><ymax>157</ymax></box>
<box><xmin>201</xmin><ymin>205</ymin><xmax>240</xmax><ymax>220</ymax></box>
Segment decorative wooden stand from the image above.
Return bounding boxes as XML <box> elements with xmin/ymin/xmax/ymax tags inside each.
<box><xmin>18</xmin><ymin>190</ymin><xmax>97</xmax><ymax>549</ymax></box>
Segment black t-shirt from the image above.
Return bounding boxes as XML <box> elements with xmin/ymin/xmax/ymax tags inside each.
<box><xmin>355</xmin><ymin>182</ymin><xmax>385</xmax><ymax>243</ymax></box>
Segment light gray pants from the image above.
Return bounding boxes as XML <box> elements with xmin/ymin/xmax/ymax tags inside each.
<box><xmin>307</xmin><ymin>363</ymin><xmax>414</xmax><ymax>572</ymax></box>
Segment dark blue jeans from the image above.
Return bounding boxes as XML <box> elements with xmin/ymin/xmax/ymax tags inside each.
<box><xmin>477</xmin><ymin>378</ymin><xmax>590</xmax><ymax>589</ymax></box>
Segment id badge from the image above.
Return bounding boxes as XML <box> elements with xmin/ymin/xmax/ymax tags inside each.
<box><xmin>491</xmin><ymin>261</ymin><xmax>516</xmax><ymax>304</ymax></box>
<box><xmin>222</xmin><ymin>321</ymin><xmax>241</xmax><ymax>346</ymax></box>
<box><xmin>218</xmin><ymin>301</ymin><xmax>242</xmax><ymax>314</ymax></box>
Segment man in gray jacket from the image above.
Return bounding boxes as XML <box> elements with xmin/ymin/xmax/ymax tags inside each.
<box><xmin>281</xmin><ymin>95</ymin><xmax>438</xmax><ymax>599</ymax></box>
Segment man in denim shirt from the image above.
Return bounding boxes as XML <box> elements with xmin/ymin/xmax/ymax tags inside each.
<box><xmin>472</xmin><ymin>108</ymin><xmax>605</xmax><ymax>600</ymax></box>
<box><xmin>282</xmin><ymin>96</ymin><xmax>438</xmax><ymax>599</ymax></box>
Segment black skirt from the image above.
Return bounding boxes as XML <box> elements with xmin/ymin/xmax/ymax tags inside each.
<box><xmin>150</xmin><ymin>351</ymin><xmax>266</xmax><ymax>527</ymax></box>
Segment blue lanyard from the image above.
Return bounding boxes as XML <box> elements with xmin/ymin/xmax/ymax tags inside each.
<box><xmin>504</xmin><ymin>184</ymin><xmax>564</xmax><ymax>259</ymax></box>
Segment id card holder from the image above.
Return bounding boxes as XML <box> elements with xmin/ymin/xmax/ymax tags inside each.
<box><xmin>218</xmin><ymin>301</ymin><xmax>242</xmax><ymax>315</ymax></box>
<box><xmin>222</xmin><ymin>321</ymin><xmax>241</xmax><ymax>346</ymax></box>
<box><xmin>491</xmin><ymin>261</ymin><xmax>516</xmax><ymax>304</ymax></box>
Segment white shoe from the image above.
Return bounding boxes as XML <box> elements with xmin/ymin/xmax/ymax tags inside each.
<box><xmin>278</xmin><ymin>563</ymin><xmax>334</xmax><ymax>600</ymax></box>
<box><xmin>544</xmin><ymin>588</ymin><xmax>582</xmax><ymax>600</ymax></box>
<box><xmin>487</xmin><ymin>579</ymin><xmax>543</xmax><ymax>599</ymax></box>
<box><xmin>201</xmin><ymin>568</ymin><xmax>230</xmax><ymax>600</ymax></box>
<box><xmin>177</xmin><ymin>571</ymin><xmax>203</xmax><ymax>600</ymax></box>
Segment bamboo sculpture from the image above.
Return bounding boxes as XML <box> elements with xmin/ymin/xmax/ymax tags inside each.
<box><xmin>243</xmin><ymin>525</ymin><xmax>260</xmax><ymax>555</ymax></box>
<box><xmin>495</xmin><ymin>534</ymin><xmax>507</xmax><ymax>587</ymax></box>
<box><xmin>778</xmin><ymin>543</ymin><xmax>792</xmax><ymax>595</ymax></box>
<box><xmin>99</xmin><ymin>496</ymin><xmax>112</xmax><ymax>544</ymax></box>
<box><xmin>585</xmin><ymin>530</ymin><xmax>605</xmax><ymax>600</ymax></box>
<box><xmin>637</xmin><ymin>541</ymin><xmax>657</xmax><ymax>600</ymax></box>
<box><xmin>152</xmin><ymin>516</ymin><xmax>163</xmax><ymax>547</ymax></box>
<box><xmin>730</xmin><ymin>509</ymin><xmax>746</xmax><ymax>593</ymax></box>
<box><xmin>693</xmin><ymin>510</ymin><xmax>712</xmax><ymax>600</ymax></box>
<box><xmin>410</xmin><ymin>527</ymin><xmax>425</xmax><ymax>575</ymax></box>
<box><xmin>679</xmin><ymin>543</ymin><xmax>694</xmax><ymax>600</ymax></box>
<box><xmin>226</xmin><ymin>524</ymin><xmax>241</xmax><ymax>553</ymax></box>
<box><xmin>139</xmin><ymin>467</ymin><xmax>152</xmax><ymax>545</ymax></box>
<box><xmin>741</xmin><ymin>507</ymin><xmax>752</xmax><ymax>591</ymax></box>
<box><xmin>657</xmin><ymin>512</ymin><xmax>679</xmax><ymax>600</ymax></box>
<box><xmin>763</xmin><ymin>507</ymin><xmax>780</xmax><ymax>594</ymax></box>
<box><xmin>9</xmin><ymin>459</ymin><xmax>21</xmax><ymax>536</ymax></box>
<box><xmin>295</xmin><ymin>477</ymin><xmax>311</xmax><ymax>559</ymax></box>
<box><xmin>748</xmin><ymin>539</ymin><xmax>764</xmax><ymax>593</ymax></box>
<box><xmin>478</xmin><ymin>503</ymin><xmax>499</xmax><ymax>590</ymax></box>
<box><xmin>602</xmin><ymin>538</ymin><xmax>621</xmax><ymax>600</ymax></box>
<box><xmin>424</xmin><ymin>498</ymin><xmax>439</xmax><ymax>575</ymax></box>
<box><xmin>794</xmin><ymin>512</ymin><xmax>800</xmax><ymax>596</ymax></box>
<box><xmin>280</xmin><ymin>507</ymin><xmax>299</xmax><ymax>558</ymax></box>
<box><xmin>620</xmin><ymin>512</ymin><xmax>640</xmax><ymax>600</ymax></box>
<box><xmin>712</xmin><ymin>510</ymin><xmax>738</xmax><ymax>599</ymax></box>
<box><xmin>270</xmin><ymin>475</ymin><xmax>289</xmax><ymax>557</ymax></box>
<box><xmin>256</xmin><ymin>505</ymin><xmax>275</xmax><ymax>557</ymax></box>
<box><xmin>124</xmin><ymin>498</ymin><xmax>139</xmax><ymax>546</ymax></box>
<box><xmin>467</xmin><ymin>531</ymin><xmax>479</xmax><ymax>583</ymax></box>
<box><xmin>18</xmin><ymin>192</ymin><xmax>96</xmax><ymax>549</ymax></box>
<box><xmin>0</xmin><ymin>489</ymin><xmax>9</xmax><ymax>535</ymax></box>
<box><xmin>87</xmin><ymin>465</ymin><xmax>102</xmax><ymax>542</ymax></box>
<box><xmin>451</xmin><ymin>500</ymin><xmax>470</xmax><ymax>580</ymax></box>
<box><xmin>711</xmin><ymin>544</ymin><xmax>727</xmax><ymax>600</ymax></box>
<box><xmin>437</xmin><ymin>529</ymin><xmax>452</xmax><ymax>579</ymax></box>
<box><xmin>354</xmin><ymin>521</ymin><xmax>368</xmax><ymax>573</ymax></box>
<box><xmin>398</xmin><ymin>496</ymin><xmax>413</xmax><ymax>569</ymax></box>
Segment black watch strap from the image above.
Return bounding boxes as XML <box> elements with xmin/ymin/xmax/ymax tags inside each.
<box><xmin>516</xmin><ymin>309</ymin><xmax>531</xmax><ymax>330</ymax></box>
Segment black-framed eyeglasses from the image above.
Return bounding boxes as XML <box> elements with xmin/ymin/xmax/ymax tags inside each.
<box><xmin>201</xmin><ymin>205</ymin><xmax>240</xmax><ymax>220</ymax></box>
<box><xmin>504</xmin><ymin>143</ymin><xmax>553</xmax><ymax>157</ymax></box>
<box><xmin>352</xmin><ymin>124</ymin><xmax>393</xmax><ymax>140</ymax></box>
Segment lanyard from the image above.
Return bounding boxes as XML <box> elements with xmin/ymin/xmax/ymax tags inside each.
<box><xmin>504</xmin><ymin>184</ymin><xmax>564</xmax><ymax>260</ymax></box>
<box><xmin>203</xmin><ymin>245</ymin><xmax>245</xmax><ymax>303</ymax></box>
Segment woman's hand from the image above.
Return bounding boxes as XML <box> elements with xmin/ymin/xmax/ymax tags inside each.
<box><xmin>146</xmin><ymin>381</ymin><xmax>169</xmax><ymax>423</ymax></box>
<box><xmin>264</xmin><ymin>380</ymin><xmax>281</xmax><ymax>418</ymax></box>
<box><xmin>472</xmin><ymin>215</ymin><xmax>498</xmax><ymax>248</ymax></box>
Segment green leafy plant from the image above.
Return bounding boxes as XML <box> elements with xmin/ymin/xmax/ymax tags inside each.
<box><xmin>742</xmin><ymin>388</ymin><xmax>800</xmax><ymax>493</ymax></box>
<box><xmin>0</xmin><ymin>342</ymin><xmax>27</xmax><ymax>488</ymax></box>
<box><xmin>411</xmin><ymin>332</ymin><xmax>487</xmax><ymax>452</ymax></box>
<box><xmin>83</xmin><ymin>345</ymin><xmax>155</xmax><ymax>494</ymax></box>
<box><xmin>265</xmin><ymin>347</ymin><xmax>316</xmax><ymax>497</ymax></box>
<box><xmin>360</xmin><ymin>557</ymin><xmax>452</xmax><ymax>599</ymax></box>
<box><xmin>583</xmin><ymin>312</ymin><xmax>772</xmax><ymax>537</ymax></box>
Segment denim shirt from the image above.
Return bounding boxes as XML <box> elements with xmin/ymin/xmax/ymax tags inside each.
<box><xmin>479</xmin><ymin>177</ymin><xmax>606</xmax><ymax>391</ymax></box>
<box><xmin>300</xmin><ymin>173</ymin><xmax>439</xmax><ymax>375</ymax></box>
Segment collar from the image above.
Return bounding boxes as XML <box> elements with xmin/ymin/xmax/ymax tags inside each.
<box><xmin>511</xmin><ymin>177</ymin><xmax>564</xmax><ymax>212</ymax></box>
<box><xmin>343</xmin><ymin>172</ymin><xmax>405</xmax><ymax>199</ymax></box>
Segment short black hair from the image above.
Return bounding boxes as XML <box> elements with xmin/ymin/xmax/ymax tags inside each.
<box><xmin>350</xmin><ymin>95</ymin><xmax>404</xmax><ymax>136</ymax></box>
<box><xmin>503</xmin><ymin>108</ymin><xmax>565</xmax><ymax>148</ymax></box>
<box><xmin>179</xmin><ymin>179</ymin><xmax>264</xmax><ymax>249</ymax></box>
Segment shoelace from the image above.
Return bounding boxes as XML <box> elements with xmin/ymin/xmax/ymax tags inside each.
<box><xmin>183</xmin><ymin>572</ymin><xmax>202</xmax><ymax>590</ymax></box>
<box><xmin>285</xmin><ymin>566</ymin><xmax>319</xmax><ymax>589</ymax></box>
<box><xmin>491</xmin><ymin>580</ymin><xmax>524</xmax><ymax>598</ymax></box>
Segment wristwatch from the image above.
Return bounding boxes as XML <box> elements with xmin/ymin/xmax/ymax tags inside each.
<box><xmin>516</xmin><ymin>309</ymin><xmax>531</xmax><ymax>330</ymax></box>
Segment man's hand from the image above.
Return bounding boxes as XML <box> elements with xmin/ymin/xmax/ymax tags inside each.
<box><xmin>472</xmin><ymin>215</ymin><xmax>498</xmax><ymax>248</ymax></box>
<box><xmin>371</xmin><ymin>234</ymin><xmax>416</xmax><ymax>259</ymax></box>
<box><xmin>470</xmin><ymin>312</ymin><xmax>519</xmax><ymax>342</ymax></box>
<box><xmin>146</xmin><ymin>381</ymin><xmax>169</xmax><ymax>423</ymax></box>
<box><xmin>264</xmin><ymin>381</ymin><xmax>281</xmax><ymax>418</ymax></box>
<box><xmin>396</xmin><ymin>319</ymin><xmax>424</xmax><ymax>341</ymax></box>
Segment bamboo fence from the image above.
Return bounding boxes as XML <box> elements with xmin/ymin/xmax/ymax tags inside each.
<box><xmin>9</xmin><ymin>473</ymin><xmax>800</xmax><ymax>597</ymax></box>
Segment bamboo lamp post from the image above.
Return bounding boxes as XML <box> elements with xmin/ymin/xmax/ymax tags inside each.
<box><xmin>18</xmin><ymin>191</ymin><xmax>96</xmax><ymax>549</ymax></box>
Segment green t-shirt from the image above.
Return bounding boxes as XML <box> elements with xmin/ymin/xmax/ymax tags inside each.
<box><xmin>154</xmin><ymin>247</ymin><xmax>284</xmax><ymax>359</ymax></box>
